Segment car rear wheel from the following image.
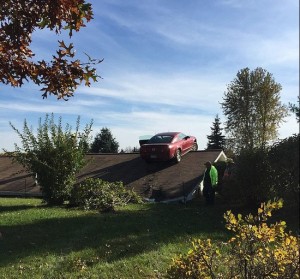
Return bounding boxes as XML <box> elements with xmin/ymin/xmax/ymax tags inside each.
<box><xmin>175</xmin><ymin>149</ymin><xmax>181</xmax><ymax>163</ymax></box>
<box><xmin>192</xmin><ymin>142</ymin><xmax>198</xmax><ymax>151</ymax></box>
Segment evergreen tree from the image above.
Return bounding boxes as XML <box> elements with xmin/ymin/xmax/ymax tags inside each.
<box><xmin>90</xmin><ymin>127</ymin><xmax>119</xmax><ymax>153</ymax></box>
<box><xmin>206</xmin><ymin>115</ymin><xmax>226</xmax><ymax>150</ymax></box>
<box><xmin>289</xmin><ymin>96</ymin><xmax>300</xmax><ymax>123</ymax></box>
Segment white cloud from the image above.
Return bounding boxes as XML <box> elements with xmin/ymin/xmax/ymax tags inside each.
<box><xmin>0</xmin><ymin>0</ymin><xmax>298</xmax><ymax>153</ymax></box>
<box><xmin>80</xmin><ymin>71</ymin><xmax>228</xmax><ymax>114</ymax></box>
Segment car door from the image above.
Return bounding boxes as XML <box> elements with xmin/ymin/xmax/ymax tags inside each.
<box><xmin>179</xmin><ymin>133</ymin><xmax>190</xmax><ymax>154</ymax></box>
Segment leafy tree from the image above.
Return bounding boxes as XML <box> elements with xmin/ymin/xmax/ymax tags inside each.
<box><xmin>206</xmin><ymin>114</ymin><xmax>226</xmax><ymax>150</ymax></box>
<box><xmin>289</xmin><ymin>96</ymin><xmax>300</xmax><ymax>123</ymax></box>
<box><xmin>7</xmin><ymin>114</ymin><xmax>93</xmax><ymax>205</ymax></box>
<box><xmin>221</xmin><ymin>67</ymin><xmax>288</xmax><ymax>152</ymax></box>
<box><xmin>90</xmin><ymin>127</ymin><xmax>119</xmax><ymax>153</ymax></box>
<box><xmin>0</xmin><ymin>0</ymin><xmax>101</xmax><ymax>99</ymax></box>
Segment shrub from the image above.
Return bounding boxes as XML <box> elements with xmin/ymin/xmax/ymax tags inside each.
<box><xmin>166</xmin><ymin>199</ymin><xmax>300</xmax><ymax>278</ymax></box>
<box><xmin>70</xmin><ymin>178</ymin><xmax>142</xmax><ymax>212</ymax></box>
<box><xmin>7</xmin><ymin>114</ymin><xmax>93</xmax><ymax>205</ymax></box>
<box><xmin>221</xmin><ymin>148</ymin><xmax>273</xmax><ymax>207</ymax></box>
<box><xmin>222</xmin><ymin>135</ymin><xmax>299</xmax><ymax>208</ymax></box>
<box><xmin>268</xmin><ymin>134</ymin><xmax>299</xmax><ymax>206</ymax></box>
<box><xmin>166</xmin><ymin>238</ymin><xmax>224</xmax><ymax>278</ymax></box>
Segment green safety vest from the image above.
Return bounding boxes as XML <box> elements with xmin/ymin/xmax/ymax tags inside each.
<box><xmin>204</xmin><ymin>165</ymin><xmax>218</xmax><ymax>187</ymax></box>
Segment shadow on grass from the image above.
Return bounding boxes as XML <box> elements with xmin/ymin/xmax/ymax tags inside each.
<box><xmin>0</xmin><ymin>199</ymin><xmax>230</xmax><ymax>267</ymax></box>
<box><xmin>0</xmin><ymin>203</ymin><xmax>48</xmax><ymax>213</ymax></box>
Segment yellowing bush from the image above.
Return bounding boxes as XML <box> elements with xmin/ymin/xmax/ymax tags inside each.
<box><xmin>166</xmin><ymin>199</ymin><xmax>299</xmax><ymax>278</ymax></box>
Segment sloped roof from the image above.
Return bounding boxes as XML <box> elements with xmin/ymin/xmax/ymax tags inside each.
<box><xmin>0</xmin><ymin>150</ymin><xmax>226</xmax><ymax>201</ymax></box>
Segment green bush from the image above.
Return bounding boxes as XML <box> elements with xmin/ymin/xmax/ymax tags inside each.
<box><xmin>221</xmin><ymin>135</ymin><xmax>299</xmax><ymax>208</ymax></box>
<box><xmin>70</xmin><ymin>178</ymin><xmax>142</xmax><ymax>212</ymax></box>
<box><xmin>7</xmin><ymin>114</ymin><xmax>93</xmax><ymax>205</ymax></box>
<box><xmin>268</xmin><ymin>134</ymin><xmax>299</xmax><ymax>206</ymax></box>
<box><xmin>222</xmin><ymin>148</ymin><xmax>273</xmax><ymax>207</ymax></box>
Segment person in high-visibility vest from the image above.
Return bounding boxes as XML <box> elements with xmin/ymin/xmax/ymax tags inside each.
<box><xmin>202</xmin><ymin>161</ymin><xmax>218</xmax><ymax>205</ymax></box>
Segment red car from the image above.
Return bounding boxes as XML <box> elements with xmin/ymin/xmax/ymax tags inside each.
<box><xmin>139</xmin><ymin>132</ymin><xmax>198</xmax><ymax>163</ymax></box>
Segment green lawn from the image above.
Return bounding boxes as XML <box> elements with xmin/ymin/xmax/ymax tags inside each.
<box><xmin>0</xmin><ymin>197</ymin><xmax>298</xmax><ymax>279</ymax></box>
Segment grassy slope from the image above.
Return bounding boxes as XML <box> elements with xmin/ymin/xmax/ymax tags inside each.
<box><xmin>0</xmin><ymin>197</ymin><xmax>298</xmax><ymax>279</ymax></box>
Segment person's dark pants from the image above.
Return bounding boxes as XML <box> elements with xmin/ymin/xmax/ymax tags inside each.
<box><xmin>203</xmin><ymin>186</ymin><xmax>215</xmax><ymax>205</ymax></box>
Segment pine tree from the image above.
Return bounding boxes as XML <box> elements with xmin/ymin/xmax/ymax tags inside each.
<box><xmin>289</xmin><ymin>96</ymin><xmax>300</xmax><ymax>123</ymax></box>
<box><xmin>90</xmin><ymin>127</ymin><xmax>119</xmax><ymax>153</ymax></box>
<box><xmin>207</xmin><ymin>115</ymin><xmax>225</xmax><ymax>150</ymax></box>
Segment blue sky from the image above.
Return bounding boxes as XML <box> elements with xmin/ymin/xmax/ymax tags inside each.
<box><xmin>0</xmin><ymin>0</ymin><xmax>299</xmax><ymax>151</ymax></box>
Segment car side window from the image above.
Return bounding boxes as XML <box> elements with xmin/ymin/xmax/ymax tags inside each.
<box><xmin>178</xmin><ymin>133</ymin><xmax>186</xmax><ymax>140</ymax></box>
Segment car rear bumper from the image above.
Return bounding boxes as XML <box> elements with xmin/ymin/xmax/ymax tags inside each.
<box><xmin>140</xmin><ymin>152</ymin><xmax>173</xmax><ymax>161</ymax></box>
